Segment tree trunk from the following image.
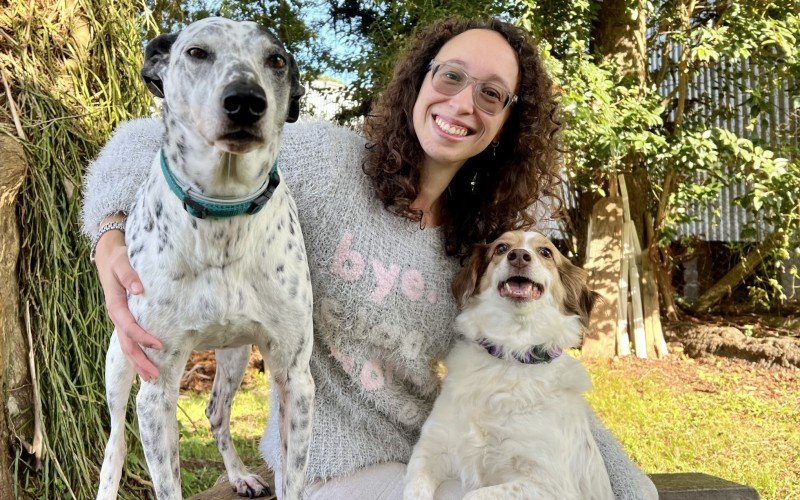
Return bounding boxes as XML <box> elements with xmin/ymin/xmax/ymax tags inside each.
<box><xmin>583</xmin><ymin>198</ymin><xmax>624</xmax><ymax>357</ymax></box>
<box><xmin>691</xmin><ymin>232</ymin><xmax>782</xmax><ymax>313</ymax></box>
<box><xmin>0</xmin><ymin>129</ymin><xmax>30</xmax><ymax>498</ymax></box>
<box><xmin>592</xmin><ymin>0</ymin><xmax>648</xmax><ymax>243</ymax></box>
<box><xmin>592</xmin><ymin>0</ymin><xmax>647</xmax><ymax>89</ymax></box>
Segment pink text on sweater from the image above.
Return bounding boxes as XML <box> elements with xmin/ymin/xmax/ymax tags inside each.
<box><xmin>331</xmin><ymin>230</ymin><xmax>438</xmax><ymax>305</ymax></box>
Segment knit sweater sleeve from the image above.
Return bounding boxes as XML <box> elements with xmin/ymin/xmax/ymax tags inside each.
<box><xmin>589</xmin><ymin>410</ymin><xmax>658</xmax><ymax>499</ymax></box>
<box><xmin>80</xmin><ymin>117</ymin><xmax>163</xmax><ymax>241</ymax></box>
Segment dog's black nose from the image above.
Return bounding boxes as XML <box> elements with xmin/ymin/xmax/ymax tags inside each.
<box><xmin>222</xmin><ymin>82</ymin><xmax>267</xmax><ymax>125</ymax></box>
<box><xmin>507</xmin><ymin>249</ymin><xmax>532</xmax><ymax>267</ymax></box>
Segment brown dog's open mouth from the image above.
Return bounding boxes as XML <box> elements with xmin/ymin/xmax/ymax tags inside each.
<box><xmin>498</xmin><ymin>276</ymin><xmax>544</xmax><ymax>302</ymax></box>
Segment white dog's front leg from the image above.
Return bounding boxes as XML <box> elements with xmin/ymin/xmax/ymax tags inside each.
<box><xmin>97</xmin><ymin>331</ymin><xmax>137</xmax><ymax>500</ymax></box>
<box><xmin>404</xmin><ymin>445</ymin><xmax>450</xmax><ymax>500</ymax></box>
<box><xmin>273</xmin><ymin>345</ymin><xmax>314</xmax><ymax>500</ymax></box>
<box><xmin>207</xmin><ymin>346</ymin><xmax>271</xmax><ymax>497</ymax></box>
<box><xmin>136</xmin><ymin>347</ymin><xmax>191</xmax><ymax>500</ymax></box>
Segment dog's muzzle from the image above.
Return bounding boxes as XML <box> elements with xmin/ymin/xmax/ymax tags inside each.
<box><xmin>222</xmin><ymin>82</ymin><xmax>267</xmax><ymax>125</ymax></box>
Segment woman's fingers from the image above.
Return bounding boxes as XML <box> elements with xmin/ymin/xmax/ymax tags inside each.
<box><xmin>95</xmin><ymin>226</ymin><xmax>161</xmax><ymax>380</ymax></box>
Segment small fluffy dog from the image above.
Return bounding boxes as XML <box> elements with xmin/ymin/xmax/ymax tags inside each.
<box><xmin>97</xmin><ymin>19</ymin><xmax>313</xmax><ymax>500</ymax></box>
<box><xmin>404</xmin><ymin>230</ymin><xmax>613</xmax><ymax>499</ymax></box>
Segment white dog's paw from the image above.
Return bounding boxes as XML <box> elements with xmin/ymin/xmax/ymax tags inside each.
<box><xmin>403</xmin><ymin>478</ymin><xmax>436</xmax><ymax>500</ymax></box>
<box><xmin>229</xmin><ymin>474</ymin><xmax>271</xmax><ymax>498</ymax></box>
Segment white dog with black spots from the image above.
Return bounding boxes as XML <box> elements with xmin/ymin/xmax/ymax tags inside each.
<box><xmin>97</xmin><ymin>17</ymin><xmax>312</xmax><ymax>500</ymax></box>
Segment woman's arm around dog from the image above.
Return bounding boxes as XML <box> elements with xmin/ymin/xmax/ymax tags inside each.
<box><xmin>81</xmin><ymin>117</ymin><xmax>164</xmax><ymax>380</ymax></box>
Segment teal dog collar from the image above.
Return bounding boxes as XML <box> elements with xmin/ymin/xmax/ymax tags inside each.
<box><xmin>160</xmin><ymin>149</ymin><xmax>280</xmax><ymax>219</ymax></box>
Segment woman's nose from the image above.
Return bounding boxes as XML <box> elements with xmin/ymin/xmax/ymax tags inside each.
<box><xmin>448</xmin><ymin>83</ymin><xmax>475</xmax><ymax>114</ymax></box>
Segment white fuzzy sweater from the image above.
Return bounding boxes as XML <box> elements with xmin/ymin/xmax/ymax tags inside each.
<box><xmin>81</xmin><ymin>118</ymin><xmax>656</xmax><ymax>498</ymax></box>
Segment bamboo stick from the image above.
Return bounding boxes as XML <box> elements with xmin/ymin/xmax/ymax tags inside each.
<box><xmin>618</xmin><ymin>175</ymin><xmax>644</xmax><ymax>357</ymax></box>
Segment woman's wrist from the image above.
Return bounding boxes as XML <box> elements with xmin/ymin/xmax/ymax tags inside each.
<box><xmin>90</xmin><ymin>213</ymin><xmax>127</xmax><ymax>264</ymax></box>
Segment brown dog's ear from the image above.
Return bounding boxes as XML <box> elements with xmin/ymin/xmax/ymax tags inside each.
<box><xmin>452</xmin><ymin>244</ymin><xmax>490</xmax><ymax>309</ymax></box>
<box><xmin>141</xmin><ymin>32</ymin><xmax>180</xmax><ymax>98</ymax></box>
<box><xmin>558</xmin><ymin>257</ymin><xmax>598</xmax><ymax>327</ymax></box>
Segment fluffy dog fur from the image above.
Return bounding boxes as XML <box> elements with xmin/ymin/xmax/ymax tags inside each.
<box><xmin>404</xmin><ymin>230</ymin><xmax>613</xmax><ymax>499</ymax></box>
<box><xmin>97</xmin><ymin>18</ymin><xmax>312</xmax><ymax>500</ymax></box>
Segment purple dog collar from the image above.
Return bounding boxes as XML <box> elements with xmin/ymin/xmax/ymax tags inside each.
<box><xmin>476</xmin><ymin>337</ymin><xmax>562</xmax><ymax>364</ymax></box>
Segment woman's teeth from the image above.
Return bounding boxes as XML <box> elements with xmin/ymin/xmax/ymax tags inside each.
<box><xmin>435</xmin><ymin>117</ymin><xmax>468</xmax><ymax>137</ymax></box>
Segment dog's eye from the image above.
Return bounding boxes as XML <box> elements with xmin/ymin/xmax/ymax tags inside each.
<box><xmin>266</xmin><ymin>54</ymin><xmax>287</xmax><ymax>69</ymax></box>
<box><xmin>538</xmin><ymin>247</ymin><xmax>553</xmax><ymax>259</ymax></box>
<box><xmin>187</xmin><ymin>47</ymin><xmax>208</xmax><ymax>59</ymax></box>
<box><xmin>494</xmin><ymin>243</ymin><xmax>509</xmax><ymax>255</ymax></box>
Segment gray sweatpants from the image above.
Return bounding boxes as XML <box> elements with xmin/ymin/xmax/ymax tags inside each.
<box><xmin>275</xmin><ymin>462</ymin><xmax>465</xmax><ymax>500</ymax></box>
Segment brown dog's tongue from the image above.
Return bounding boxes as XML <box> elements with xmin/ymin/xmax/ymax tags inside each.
<box><xmin>501</xmin><ymin>281</ymin><xmax>541</xmax><ymax>300</ymax></box>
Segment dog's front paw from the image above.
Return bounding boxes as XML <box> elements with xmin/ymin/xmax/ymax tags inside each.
<box><xmin>230</xmin><ymin>474</ymin><xmax>271</xmax><ymax>498</ymax></box>
<box><xmin>403</xmin><ymin>478</ymin><xmax>436</xmax><ymax>500</ymax></box>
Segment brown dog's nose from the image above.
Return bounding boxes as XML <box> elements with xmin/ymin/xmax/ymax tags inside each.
<box><xmin>507</xmin><ymin>249</ymin><xmax>532</xmax><ymax>268</ymax></box>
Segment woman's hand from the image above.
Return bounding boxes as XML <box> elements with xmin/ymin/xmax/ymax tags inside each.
<box><xmin>95</xmin><ymin>214</ymin><xmax>162</xmax><ymax>381</ymax></box>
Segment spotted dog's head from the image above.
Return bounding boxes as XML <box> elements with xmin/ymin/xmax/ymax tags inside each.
<box><xmin>453</xmin><ymin>230</ymin><xmax>598</xmax><ymax>353</ymax></box>
<box><xmin>141</xmin><ymin>18</ymin><xmax>304</xmax><ymax>155</ymax></box>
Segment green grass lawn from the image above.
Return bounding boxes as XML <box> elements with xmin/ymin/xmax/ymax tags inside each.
<box><xmin>582</xmin><ymin>355</ymin><xmax>800</xmax><ymax>500</ymax></box>
<box><xmin>178</xmin><ymin>355</ymin><xmax>799</xmax><ymax>499</ymax></box>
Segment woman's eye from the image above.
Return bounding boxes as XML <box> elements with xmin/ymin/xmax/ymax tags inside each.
<box><xmin>495</xmin><ymin>243</ymin><xmax>509</xmax><ymax>255</ymax></box>
<box><xmin>538</xmin><ymin>247</ymin><xmax>553</xmax><ymax>259</ymax></box>
<box><xmin>442</xmin><ymin>70</ymin><xmax>464</xmax><ymax>83</ymax></box>
<box><xmin>267</xmin><ymin>54</ymin><xmax>287</xmax><ymax>69</ymax></box>
<box><xmin>480</xmin><ymin>86</ymin><xmax>503</xmax><ymax>102</ymax></box>
<box><xmin>187</xmin><ymin>47</ymin><xmax>208</xmax><ymax>59</ymax></box>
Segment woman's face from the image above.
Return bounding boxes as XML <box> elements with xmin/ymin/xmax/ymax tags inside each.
<box><xmin>412</xmin><ymin>29</ymin><xmax>520</xmax><ymax>173</ymax></box>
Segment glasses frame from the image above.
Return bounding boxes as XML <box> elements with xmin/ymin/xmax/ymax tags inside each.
<box><xmin>426</xmin><ymin>59</ymin><xmax>518</xmax><ymax>115</ymax></box>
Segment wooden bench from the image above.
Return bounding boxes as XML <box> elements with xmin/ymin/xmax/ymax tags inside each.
<box><xmin>189</xmin><ymin>468</ymin><xmax>759</xmax><ymax>499</ymax></box>
<box><xmin>650</xmin><ymin>473</ymin><xmax>760</xmax><ymax>499</ymax></box>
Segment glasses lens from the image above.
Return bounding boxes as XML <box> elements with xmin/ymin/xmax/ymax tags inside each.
<box><xmin>474</xmin><ymin>84</ymin><xmax>508</xmax><ymax>115</ymax></box>
<box><xmin>429</xmin><ymin>61</ymin><xmax>513</xmax><ymax>115</ymax></box>
<box><xmin>431</xmin><ymin>64</ymin><xmax>468</xmax><ymax>95</ymax></box>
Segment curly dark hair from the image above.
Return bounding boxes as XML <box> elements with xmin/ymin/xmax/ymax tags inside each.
<box><xmin>362</xmin><ymin>17</ymin><xmax>563</xmax><ymax>258</ymax></box>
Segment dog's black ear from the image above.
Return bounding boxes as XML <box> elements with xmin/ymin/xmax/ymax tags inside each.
<box><xmin>141</xmin><ymin>32</ymin><xmax>180</xmax><ymax>98</ymax></box>
<box><xmin>558</xmin><ymin>257</ymin><xmax>598</xmax><ymax>328</ymax></box>
<box><xmin>452</xmin><ymin>244</ymin><xmax>490</xmax><ymax>309</ymax></box>
<box><xmin>286</xmin><ymin>53</ymin><xmax>305</xmax><ymax>123</ymax></box>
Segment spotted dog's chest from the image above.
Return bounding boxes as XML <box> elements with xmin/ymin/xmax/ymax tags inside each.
<box><xmin>124</xmin><ymin>167</ymin><xmax>310</xmax><ymax>346</ymax></box>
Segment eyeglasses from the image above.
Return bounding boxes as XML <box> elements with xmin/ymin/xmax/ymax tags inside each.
<box><xmin>426</xmin><ymin>60</ymin><xmax>518</xmax><ymax>116</ymax></box>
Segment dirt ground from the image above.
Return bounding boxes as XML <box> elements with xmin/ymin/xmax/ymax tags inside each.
<box><xmin>664</xmin><ymin>313</ymin><xmax>800</xmax><ymax>369</ymax></box>
<box><xmin>180</xmin><ymin>348</ymin><xmax>264</xmax><ymax>392</ymax></box>
<box><xmin>180</xmin><ymin>313</ymin><xmax>799</xmax><ymax>395</ymax></box>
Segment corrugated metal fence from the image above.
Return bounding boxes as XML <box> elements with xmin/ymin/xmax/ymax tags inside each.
<box><xmin>653</xmin><ymin>46</ymin><xmax>798</xmax><ymax>242</ymax></box>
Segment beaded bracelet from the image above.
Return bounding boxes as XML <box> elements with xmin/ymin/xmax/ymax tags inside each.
<box><xmin>90</xmin><ymin>219</ymin><xmax>127</xmax><ymax>264</ymax></box>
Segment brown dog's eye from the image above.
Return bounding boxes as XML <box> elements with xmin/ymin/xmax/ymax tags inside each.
<box><xmin>187</xmin><ymin>47</ymin><xmax>208</xmax><ymax>59</ymax></box>
<box><xmin>494</xmin><ymin>243</ymin><xmax>509</xmax><ymax>255</ymax></box>
<box><xmin>538</xmin><ymin>247</ymin><xmax>553</xmax><ymax>259</ymax></box>
<box><xmin>267</xmin><ymin>54</ymin><xmax>287</xmax><ymax>69</ymax></box>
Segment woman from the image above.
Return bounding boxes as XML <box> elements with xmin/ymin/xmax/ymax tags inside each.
<box><xmin>83</xmin><ymin>17</ymin><xmax>657</xmax><ymax>499</ymax></box>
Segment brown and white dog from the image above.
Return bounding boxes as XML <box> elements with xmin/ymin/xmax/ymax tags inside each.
<box><xmin>403</xmin><ymin>230</ymin><xmax>613</xmax><ymax>500</ymax></box>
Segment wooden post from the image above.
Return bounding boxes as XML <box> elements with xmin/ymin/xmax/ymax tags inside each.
<box><xmin>642</xmin><ymin>248</ymin><xmax>668</xmax><ymax>357</ymax></box>
<box><xmin>617</xmin><ymin>233</ymin><xmax>632</xmax><ymax>357</ymax></box>
<box><xmin>627</xmin><ymin>228</ymin><xmax>648</xmax><ymax>358</ymax></box>
<box><xmin>618</xmin><ymin>175</ymin><xmax>647</xmax><ymax>358</ymax></box>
